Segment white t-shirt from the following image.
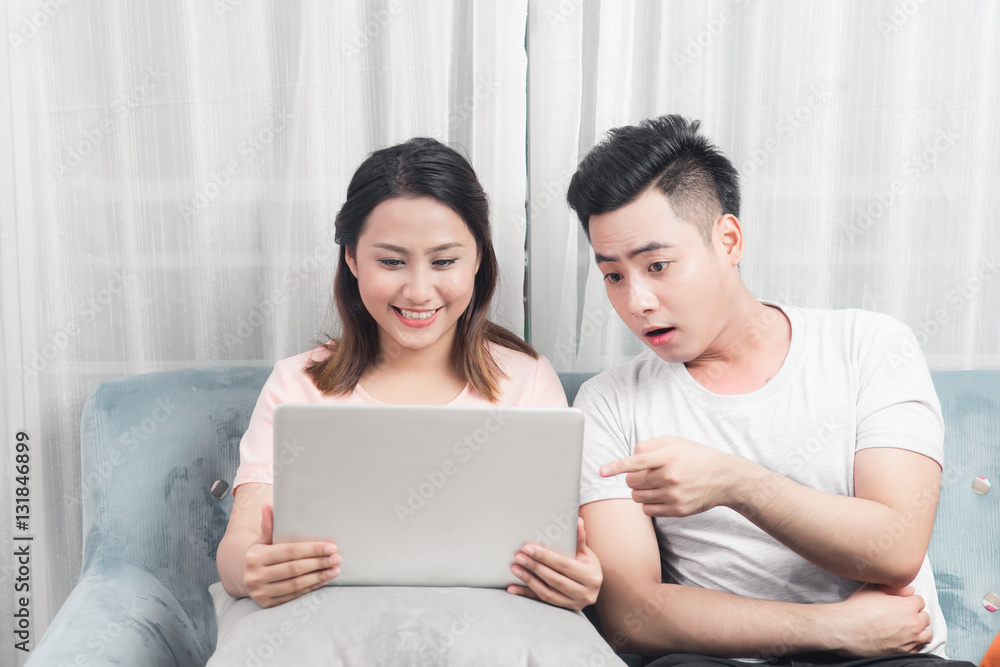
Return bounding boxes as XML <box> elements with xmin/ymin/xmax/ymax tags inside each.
<box><xmin>575</xmin><ymin>304</ymin><xmax>947</xmax><ymax>657</ymax></box>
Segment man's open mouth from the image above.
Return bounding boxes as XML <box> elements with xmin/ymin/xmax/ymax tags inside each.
<box><xmin>645</xmin><ymin>327</ymin><xmax>674</xmax><ymax>337</ymax></box>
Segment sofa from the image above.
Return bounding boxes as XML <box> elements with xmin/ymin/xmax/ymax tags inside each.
<box><xmin>24</xmin><ymin>367</ymin><xmax>1000</xmax><ymax>665</ymax></box>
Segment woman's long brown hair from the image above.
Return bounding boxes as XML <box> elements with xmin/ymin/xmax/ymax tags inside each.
<box><xmin>305</xmin><ymin>138</ymin><xmax>536</xmax><ymax>402</ymax></box>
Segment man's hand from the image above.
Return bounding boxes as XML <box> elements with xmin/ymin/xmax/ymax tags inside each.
<box><xmin>242</xmin><ymin>504</ymin><xmax>341</xmax><ymax>608</ymax></box>
<box><xmin>600</xmin><ymin>436</ymin><xmax>753</xmax><ymax>516</ymax></box>
<box><xmin>830</xmin><ymin>584</ymin><xmax>932</xmax><ymax>657</ymax></box>
<box><xmin>508</xmin><ymin>517</ymin><xmax>603</xmax><ymax>610</ymax></box>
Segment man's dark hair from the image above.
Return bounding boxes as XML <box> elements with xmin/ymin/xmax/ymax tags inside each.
<box><xmin>566</xmin><ymin>115</ymin><xmax>740</xmax><ymax>243</ymax></box>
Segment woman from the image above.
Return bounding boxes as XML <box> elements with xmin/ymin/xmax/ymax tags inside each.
<box><xmin>216</xmin><ymin>137</ymin><xmax>602</xmax><ymax>613</ymax></box>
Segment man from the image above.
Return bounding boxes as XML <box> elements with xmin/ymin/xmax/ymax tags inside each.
<box><xmin>566</xmin><ymin>115</ymin><xmax>968</xmax><ymax>664</ymax></box>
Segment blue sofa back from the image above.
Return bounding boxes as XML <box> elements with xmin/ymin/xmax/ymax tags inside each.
<box><xmin>27</xmin><ymin>367</ymin><xmax>999</xmax><ymax>665</ymax></box>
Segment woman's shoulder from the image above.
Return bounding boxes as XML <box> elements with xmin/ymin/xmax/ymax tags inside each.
<box><xmin>267</xmin><ymin>345</ymin><xmax>335</xmax><ymax>395</ymax></box>
<box><xmin>273</xmin><ymin>344</ymin><xmax>332</xmax><ymax>373</ymax></box>
<box><xmin>485</xmin><ymin>342</ymin><xmax>562</xmax><ymax>406</ymax></box>
<box><xmin>487</xmin><ymin>340</ymin><xmax>543</xmax><ymax>374</ymax></box>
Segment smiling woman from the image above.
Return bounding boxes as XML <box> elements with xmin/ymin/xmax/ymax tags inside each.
<box><xmin>308</xmin><ymin>138</ymin><xmax>535</xmax><ymax>404</ymax></box>
<box><xmin>343</xmin><ymin>195</ymin><xmax>483</xmax><ymax>403</ymax></box>
<box><xmin>209</xmin><ymin>137</ymin><xmax>608</xmax><ymax>663</ymax></box>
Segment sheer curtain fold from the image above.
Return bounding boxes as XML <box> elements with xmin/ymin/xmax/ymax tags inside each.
<box><xmin>2</xmin><ymin>2</ymin><xmax>999</xmax><ymax>665</ymax></box>
<box><xmin>528</xmin><ymin>0</ymin><xmax>1000</xmax><ymax>372</ymax></box>
<box><xmin>0</xmin><ymin>1</ymin><xmax>527</xmax><ymax>661</ymax></box>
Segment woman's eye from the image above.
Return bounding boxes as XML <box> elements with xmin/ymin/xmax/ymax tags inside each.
<box><xmin>649</xmin><ymin>261</ymin><xmax>669</xmax><ymax>273</ymax></box>
<box><xmin>433</xmin><ymin>258</ymin><xmax>457</xmax><ymax>267</ymax></box>
<box><xmin>603</xmin><ymin>273</ymin><xmax>622</xmax><ymax>284</ymax></box>
<box><xmin>379</xmin><ymin>259</ymin><xmax>404</xmax><ymax>268</ymax></box>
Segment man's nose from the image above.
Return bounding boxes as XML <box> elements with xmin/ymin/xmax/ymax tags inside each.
<box><xmin>627</xmin><ymin>279</ymin><xmax>658</xmax><ymax>316</ymax></box>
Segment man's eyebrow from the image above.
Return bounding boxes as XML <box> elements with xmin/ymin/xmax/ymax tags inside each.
<box><xmin>372</xmin><ymin>242</ymin><xmax>464</xmax><ymax>254</ymax></box>
<box><xmin>594</xmin><ymin>241</ymin><xmax>674</xmax><ymax>264</ymax></box>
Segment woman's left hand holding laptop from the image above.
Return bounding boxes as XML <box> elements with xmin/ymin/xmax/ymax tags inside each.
<box><xmin>508</xmin><ymin>516</ymin><xmax>602</xmax><ymax>611</ymax></box>
<box><xmin>217</xmin><ymin>482</ymin><xmax>341</xmax><ymax>608</ymax></box>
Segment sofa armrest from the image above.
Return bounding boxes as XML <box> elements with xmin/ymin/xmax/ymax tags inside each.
<box><xmin>25</xmin><ymin>560</ymin><xmax>208</xmax><ymax>667</ymax></box>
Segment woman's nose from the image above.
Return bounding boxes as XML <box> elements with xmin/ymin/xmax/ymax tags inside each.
<box><xmin>402</xmin><ymin>266</ymin><xmax>434</xmax><ymax>303</ymax></box>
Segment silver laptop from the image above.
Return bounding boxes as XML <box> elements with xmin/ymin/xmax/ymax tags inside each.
<box><xmin>272</xmin><ymin>404</ymin><xmax>584</xmax><ymax>588</ymax></box>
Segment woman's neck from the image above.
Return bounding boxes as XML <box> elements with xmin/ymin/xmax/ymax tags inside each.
<box><xmin>357</xmin><ymin>334</ymin><xmax>468</xmax><ymax>405</ymax></box>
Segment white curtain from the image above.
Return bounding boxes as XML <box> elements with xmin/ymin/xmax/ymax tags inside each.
<box><xmin>0</xmin><ymin>0</ymin><xmax>527</xmax><ymax>660</ymax></box>
<box><xmin>528</xmin><ymin>0</ymin><xmax>1000</xmax><ymax>372</ymax></box>
<box><xmin>4</xmin><ymin>1</ymin><xmax>1000</xmax><ymax>664</ymax></box>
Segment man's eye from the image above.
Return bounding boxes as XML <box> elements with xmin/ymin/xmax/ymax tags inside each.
<box><xmin>379</xmin><ymin>259</ymin><xmax>404</xmax><ymax>268</ymax></box>
<box><xmin>650</xmin><ymin>261</ymin><xmax>669</xmax><ymax>273</ymax></box>
<box><xmin>603</xmin><ymin>273</ymin><xmax>622</xmax><ymax>284</ymax></box>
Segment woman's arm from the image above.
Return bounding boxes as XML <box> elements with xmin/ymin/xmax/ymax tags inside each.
<box><xmin>216</xmin><ymin>482</ymin><xmax>341</xmax><ymax>607</ymax></box>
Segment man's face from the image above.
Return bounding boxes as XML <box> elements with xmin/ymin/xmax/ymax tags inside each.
<box><xmin>588</xmin><ymin>188</ymin><xmax>737</xmax><ymax>364</ymax></box>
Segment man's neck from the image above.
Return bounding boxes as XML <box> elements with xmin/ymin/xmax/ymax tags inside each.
<box><xmin>685</xmin><ymin>293</ymin><xmax>792</xmax><ymax>395</ymax></box>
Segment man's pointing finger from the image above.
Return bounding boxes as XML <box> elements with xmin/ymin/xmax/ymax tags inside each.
<box><xmin>600</xmin><ymin>455</ymin><xmax>655</xmax><ymax>477</ymax></box>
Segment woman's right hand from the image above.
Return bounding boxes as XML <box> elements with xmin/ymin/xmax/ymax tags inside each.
<box><xmin>243</xmin><ymin>503</ymin><xmax>341</xmax><ymax>608</ymax></box>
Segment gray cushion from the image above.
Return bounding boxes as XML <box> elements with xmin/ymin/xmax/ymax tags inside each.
<box><xmin>207</xmin><ymin>583</ymin><xmax>625</xmax><ymax>666</ymax></box>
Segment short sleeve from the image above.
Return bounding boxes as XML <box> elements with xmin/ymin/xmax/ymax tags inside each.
<box><xmin>531</xmin><ymin>355</ymin><xmax>569</xmax><ymax>408</ymax></box>
<box><xmin>855</xmin><ymin>319</ymin><xmax>944</xmax><ymax>467</ymax></box>
<box><xmin>232</xmin><ymin>363</ymin><xmax>293</xmax><ymax>490</ymax></box>
<box><xmin>573</xmin><ymin>380</ymin><xmax>634</xmax><ymax>505</ymax></box>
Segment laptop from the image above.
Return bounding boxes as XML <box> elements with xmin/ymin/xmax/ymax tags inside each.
<box><xmin>271</xmin><ymin>404</ymin><xmax>584</xmax><ymax>588</ymax></box>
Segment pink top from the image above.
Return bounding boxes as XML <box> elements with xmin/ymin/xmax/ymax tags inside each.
<box><xmin>233</xmin><ymin>343</ymin><xmax>568</xmax><ymax>489</ymax></box>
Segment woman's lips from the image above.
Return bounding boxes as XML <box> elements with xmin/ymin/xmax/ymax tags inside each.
<box><xmin>393</xmin><ymin>306</ymin><xmax>442</xmax><ymax>328</ymax></box>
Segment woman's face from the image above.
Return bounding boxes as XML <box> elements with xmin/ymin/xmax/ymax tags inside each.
<box><xmin>346</xmin><ymin>195</ymin><xmax>482</xmax><ymax>358</ymax></box>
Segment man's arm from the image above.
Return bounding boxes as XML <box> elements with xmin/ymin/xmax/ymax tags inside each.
<box><xmin>582</xmin><ymin>498</ymin><xmax>933</xmax><ymax>658</ymax></box>
<box><xmin>606</xmin><ymin>439</ymin><xmax>940</xmax><ymax>586</ymax></box>
<box><xmin>730</xmin><ymin>446</ymin><xmax>939</xmax><ymax>586</ymax></box>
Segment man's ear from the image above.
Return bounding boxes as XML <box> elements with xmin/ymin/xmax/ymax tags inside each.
<box><xmin>714</xmin><ymin>214</ymin><xmax>744</xmax><ymax>267</ymax></box>
<box><xmin>345</xmin><ymin>246</ymin><xmax>359</xmax><ymax>278</ymax></box>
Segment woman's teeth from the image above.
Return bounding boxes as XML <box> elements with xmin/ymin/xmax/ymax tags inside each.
<box><xmin>398</xmin><ymin>308</ymin><xmax>437</xmax><ymax>320</ymax></box>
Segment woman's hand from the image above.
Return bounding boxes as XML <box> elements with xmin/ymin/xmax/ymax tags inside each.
<box><xmin>507</xmin><ymin>517</ymin><xmax>602</xmax><ymax>611</ymax></box>
<box><xmin>243</xmin><ymin>504</ymin><xmax>341</xmax><ymax>608</ymax></box>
